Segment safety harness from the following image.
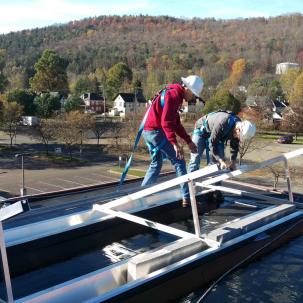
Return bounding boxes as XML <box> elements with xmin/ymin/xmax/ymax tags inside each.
<box><xmin>193</xmin><ymin>110</ymin><xmax>238</xmax><ymax>164</ymax></box>
<box><xmin>119</xmin><ymin>88</ymin><xmax>169</xmax><ymax>185</ymax></box>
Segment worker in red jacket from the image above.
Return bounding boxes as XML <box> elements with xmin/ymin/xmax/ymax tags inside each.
<box><xmin>142</xmin><ymin>75</ymin><xmax>203</xmax><ymax>207</ymax></box>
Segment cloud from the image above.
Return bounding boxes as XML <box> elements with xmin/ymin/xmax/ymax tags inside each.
<box><xmin>0</xmin><ymin>0</ymin><xmax>151</xmax><ymax>34</ymax></box>
<box><xmin>0</xmin><ymin>0</ymin><xmax>302</xmax><ymax>34</ymax></box>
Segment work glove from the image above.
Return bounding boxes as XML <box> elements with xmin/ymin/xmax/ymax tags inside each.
<box><xmin>218</xmin><ymin>159</ymin><xmax>227</xmax><ymax>170</ymax></box>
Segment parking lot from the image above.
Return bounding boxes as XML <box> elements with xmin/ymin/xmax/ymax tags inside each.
<box><xmin>0</xmin><ymin>162</ymin><xmax>123</xmax><ymax>197</ymax></box>
<box><xmin>0</xmin><ymin>133</ymin><xmax>302</xmax><ymax>198</ymax></box>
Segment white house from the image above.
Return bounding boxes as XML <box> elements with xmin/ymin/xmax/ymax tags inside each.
<box><xmin>110</xmin><ymin>92</ymin><xmax>147</xmax><ymax>117</ymax></box>
<box><xmin>276</xmin><ymin>62</ymin><xmax>300</xmax><ymax>75</ymax></box>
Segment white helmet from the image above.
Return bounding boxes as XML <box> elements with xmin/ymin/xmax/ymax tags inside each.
<box><xmin>237</xmin><ymin>120</ymin><xmax>256</xmax><ymax>142</ymax></box>
<box><xmin>181</xmin><ymin>75</ymin><xmax>204</xmax><ymax>97</ymax></box>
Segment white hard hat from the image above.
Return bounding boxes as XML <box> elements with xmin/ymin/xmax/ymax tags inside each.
<box><xmin>237</xmin><ymin>120</ymin><xmax>256</xmax><ymax>142</ymax></box>
<box><xmin>181</xmin><ymin>75</ymin><xmax>204</xmax><ymax>97</ymax></box>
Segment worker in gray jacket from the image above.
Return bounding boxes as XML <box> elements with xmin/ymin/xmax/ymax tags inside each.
<box><xmin>188</xmin><ymin>110</ymin><xmax>256</xmax><ymax>173</ymax></box>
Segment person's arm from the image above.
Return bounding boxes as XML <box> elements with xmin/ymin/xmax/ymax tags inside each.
<box><xmin>230</xmin><ymin>137</ymin><xmax>239</xmax><ymax>161</ymax></box>
<box><xmin>161</xmin><ymin>91</ymin><xmax>179</xmax><ymax>145</ymax></box>
<box><xmin>209</xmin><ymin>122</ymin><xmax>225</xmax><ymax>162</ymax></box>
<box><xmin>175</xmin><ymin>114</ymin><xmax>193</xmax><ymax>144</ymax></box>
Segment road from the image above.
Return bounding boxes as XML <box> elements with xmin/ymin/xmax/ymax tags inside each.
<box><xmin>0</xmin><ymin>130</ymin><xmax>302</xmax><ymax>197</ymax></box>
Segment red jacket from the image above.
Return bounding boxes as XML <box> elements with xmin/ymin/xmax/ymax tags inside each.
<box><xmin>144</xmin><ymin>83</ymin><xmax>192</xmax><ymax>145</ymax></box>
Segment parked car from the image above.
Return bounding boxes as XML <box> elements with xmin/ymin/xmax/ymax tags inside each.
<box><xmin>277</xmin><ymin>135</ymin><xmax>293</xmax><ymax>144</ymax></box>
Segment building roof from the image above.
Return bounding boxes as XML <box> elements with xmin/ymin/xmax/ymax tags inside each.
<box><xmin>114</xmin><ymin>92</ymin><xmax>146</xmax><ymax>103</ymax></box>
<box><xmin>81</xmin><ymin>93</ymin><xmax>104</xmax><ymax>101</ymax></box>
<box><xmin>273</xmin><ymin>100</ymin><xmax>288</xmax><ymax>108</ymax></box>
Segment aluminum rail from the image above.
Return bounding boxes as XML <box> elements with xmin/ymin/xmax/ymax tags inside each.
<box><xmin>97</xmin><ymin>164</ymin><xmax>220</xmax><ymax>210</ymax></box>
<box><xmin>195</xmin><ymin>148</ymin><xmax>303</xmax><ymax>203</ymax></box>
<box><xmin>197</xmin><ymin>184</ymin><xmax>290</xmax><ymax>204</ymax></box>
<box><xmin>93</xmin><ymin>148</ymin><xmax>303</xmax><ymax>241</ymax></box>
<box><xmin>0</xmin><ymin>200</ymin><xmax>30</xmax><ymax>303</ymax></box>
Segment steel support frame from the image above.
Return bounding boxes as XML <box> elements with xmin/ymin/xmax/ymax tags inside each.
<box><xmin>93</xmin><ymin>148</ymin><xmax>303</xmax><ymax>246</ymax></box>
<box><xmin>93</xmin><ymin>148</ymin><xmax>303</xmax><ymax>244</ymax></box>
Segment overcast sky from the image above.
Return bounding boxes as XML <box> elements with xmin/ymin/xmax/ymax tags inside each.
<box><xmin>0</xmin><ymin>0</ymin><xmax>303</xmax><ymax>34</ymax></box>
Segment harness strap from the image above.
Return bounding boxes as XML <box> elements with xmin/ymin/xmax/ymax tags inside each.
<box><xmin>119</xmin><ymin>89</ymin><xmax>168</xmax><ymax>185</ymax></box>
<box><xmin>195</xmin><ymin>111</ymin><xmax>238</xmax><ymax>164</ymax></box>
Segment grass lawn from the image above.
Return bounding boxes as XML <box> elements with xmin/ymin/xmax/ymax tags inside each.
<box><xmin>34</xmin><ymin>153</ymin><xmax>81</xmax><ymax>164</ymax></box>
<box><xmin>0</xmin><ymin>145</ymin><xmax>18</xmax><ymax>152</ymax></box>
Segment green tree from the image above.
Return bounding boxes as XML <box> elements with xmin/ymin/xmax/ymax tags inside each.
<box><xmin>268</xmin><ymin>80</ymin><xmax>284</xmax><ymax>100</ymax></box>
<box><xmin>247</xmin><ymin>78</ymin><xmax>268</xmax><ymax>96</ymax></box>
<box><xmin>64</xmin><ymin>95</ymin><xmax>82</xmax><ymax>112</ymax></box>
<box><xmin>106</xmin><ymin>62</ymin><xmax>132</xmax><ymax>100</ymax></box>
<box><xmin>34</xmin><ymin>93</ymin><xmax>61</xmax><ymax>118</ymax></box>
<box><xmin>203</xmin><ymin>89</ymin><xmax>241</xmax><ymax>114</ymax></box>
<box><xmin>72</xmin><ymin>75</ymin><xmax>99</xmax><ymax>96</ymax></box>
<box><xmin>0</xmin><ymin>49</ymin><xmax>8</xmax><ymax>93</ymax></box>
<box><xmin>30</xmin><ymin>49</ymin><xmax>69</xmax><ymax>94</ymax></box>
<box><xmin>1</xmin><ymin>101</ymin><xmax>23</xmax><ymax>147</ymax></box>
<box><xmin>6</xmin><ymin>89</ymin><xmax>36</xmax><ymax>115</ymax></box>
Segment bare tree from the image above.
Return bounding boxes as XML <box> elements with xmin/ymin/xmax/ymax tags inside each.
<box><xmin>125</xmin><ymin>113</ymin><xmax>143</xmax><ymax>153</ymax></box>
<box><xmin>238</xmin><ymin>138</ymin><xmax>270</xmax><ymax>165</ymax></box>
<box><xmin>281</xmin><ymin>106</ymin><xmax>303</xmax><ymax>140</ymax></box>
<box><xmin>92</xmin><ymin>119</ymin><xmax>114</xmax><ymax>146</ymax></box>
<box><xmin>36</xmin><ymin>119</ymin><xmax>56</xmax><ymax>155</ymax></box>
<box><xmin>110</xmin><ymin>121</ymin><xmax>124</xmax><ymax>153</ymax></box>
<box><xmin>65</xmin><ymin>111</ymin><xmax>94</xmax><ymax>155</ymax></box>
<box><xmin>266</xmin><ymin>164</ymin><xmax>297</xmax><ymax>190</ymax></box>
<box><xmin>55</xmin><ymin>119</ymin><xmax>79</xmax><ymax>159</ymax></box>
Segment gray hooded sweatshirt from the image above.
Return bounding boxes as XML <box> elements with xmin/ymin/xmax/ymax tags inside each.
<box><xmin>195</xmin><ymin>111</ymin><xmax>241</xmax><ymax>162</ymax></box>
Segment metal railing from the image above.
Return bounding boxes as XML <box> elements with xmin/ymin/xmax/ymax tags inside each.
<box><xmin>94</xmin><ymin>148</ymin><xmax>303</xmax><ymax>240</ymax></box>
<box><xmin>0</xmin><ymin>200</ymin><xmax>30</xmax><ymax>302</ymax></box>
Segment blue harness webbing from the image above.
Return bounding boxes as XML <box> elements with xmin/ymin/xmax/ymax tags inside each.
<box><xmin>194</xmin><ymin>111</ymin><xmax>238</xmax><ymax>164</ymax></box>
<box><xmin>119</xmin><ymin>89</ymin><xmax>168</xmax><ymax>185</ymax></box>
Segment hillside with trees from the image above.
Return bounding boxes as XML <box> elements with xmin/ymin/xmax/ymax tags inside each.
<box><xmin>1</xmin><ymin>14</ymin><xmax>303</xmax><ymax>99</ymax></box>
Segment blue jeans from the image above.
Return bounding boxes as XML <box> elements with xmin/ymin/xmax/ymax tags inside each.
<box><xmin>188</xmin><ymin>131</ymin><xmax>225</xmax><ymax>173</ymax></box>
<box><xmin>142</xmin><ymin>129</ymin><xmax>190</xmax><ymax>199</ymax></box>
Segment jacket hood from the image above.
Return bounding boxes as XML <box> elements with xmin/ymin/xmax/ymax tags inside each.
<box><xmin>166</xmin><ymin>83</ymin><xmax>184</xmax><ymax>97</ymax></box>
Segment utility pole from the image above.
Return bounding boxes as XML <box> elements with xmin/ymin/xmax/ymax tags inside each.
<box><xmin>98</xmin><ymin>83</ymin><xmax>106</xmax><ymax>120</ymax></box>
<box><xmin>134</xmin><ymin>87</ymin><xmax>138</xmax><ymax>118</ymax></box>
<box><xmin>15</xmin><ymin>153</ymin><xmax>27</xmax><ymax>196</ymax></box>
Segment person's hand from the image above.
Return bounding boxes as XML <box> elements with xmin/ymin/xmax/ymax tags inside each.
<box><xmin>218</xmin><ymin>159</ymin><xmax>227</xmax><ymax>170</ymax></box>
<box><xmin>173</xmin><ymin>143</ymin><xmax>184</xmax><ymax>160</ymax></box>
<box><xmin>228</xmin><ymin>160</ymin><xmax>237</xmax><ymax>171</ymax></box>
<box><xmin>188</xmin><ymin>141</ymin><xmax>197</xmax><ymax>154</ymax></box>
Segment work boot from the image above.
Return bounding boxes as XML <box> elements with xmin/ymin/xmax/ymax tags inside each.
<box><xmin>182</xmin><ymin>198</ymin><xmax>190</xmax><ymax>208</ymax></box>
